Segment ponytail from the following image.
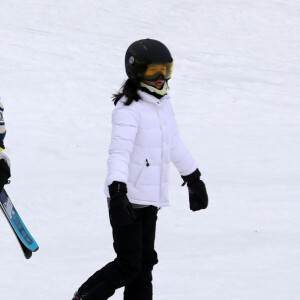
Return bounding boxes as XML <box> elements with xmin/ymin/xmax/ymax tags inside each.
<box><xmin>112</xmin><ymin>79</ymin><xmax>141</xmax><ymax>106</ymax></box>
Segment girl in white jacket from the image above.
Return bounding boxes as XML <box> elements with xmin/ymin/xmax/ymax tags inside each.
<box><xmin>73</xmin><ymin>39</ymin><xmax>208</xmax><ymax>300</ymax></box>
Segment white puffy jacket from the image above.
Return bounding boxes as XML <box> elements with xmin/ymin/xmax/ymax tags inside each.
<box><xmin>104</xmin><ymin>90</ymin><xmax>198</xmax><ymax>207</ymax></box>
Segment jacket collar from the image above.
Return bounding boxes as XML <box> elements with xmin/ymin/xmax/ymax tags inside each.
<box><xmin>138</xmin><ymin>90</ymin><xmax>169</xmax><ymax>107</ymax></box>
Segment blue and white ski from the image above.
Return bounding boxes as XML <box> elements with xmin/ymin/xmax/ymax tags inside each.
<box><xmin>0</xmin><ymin>188</ymin><xmax>39</xmax><ymax>259</ymax></box>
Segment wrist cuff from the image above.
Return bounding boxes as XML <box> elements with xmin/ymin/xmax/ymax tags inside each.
<box><xmin>181</xmin><ymin>169</ymin><xmax>201</xmax><ymax>185</ymax></box>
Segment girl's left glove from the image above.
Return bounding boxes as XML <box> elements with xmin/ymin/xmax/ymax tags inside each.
<box><xmin>181</xmin><ymin>169</ymin><xmax>208</xmax><ymax>211</ymax></box>
<box><xmin>0</xmin><ymin>152</ymin><xmax>11</xmax><ymax>191</ymax></box>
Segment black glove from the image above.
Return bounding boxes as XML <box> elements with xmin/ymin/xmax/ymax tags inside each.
<box><xmin>181</xmin><ymin>169</ymin><xmax>208</xmax><ymax>211</ymax></box>
<box><xmin>0</xmin><ymin>157</ymin><xmax>11</xmax><ymax>191</ymax></box>
<box><xmin>108</xmin><ymin>181</ymin><xmax>136</xmax><ymax>226</ymax></box>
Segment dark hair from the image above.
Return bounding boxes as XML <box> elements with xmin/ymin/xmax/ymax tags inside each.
<box><xmin>112</xmin><ymin>79</ymin><xmax>141</xmax><ymax>106</ymax></box>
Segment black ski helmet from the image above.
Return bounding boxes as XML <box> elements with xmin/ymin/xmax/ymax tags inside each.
<box><xmin>125</xmin><ymin>39</ymin><xmax>173</xmax><ymax>83</ymax></box>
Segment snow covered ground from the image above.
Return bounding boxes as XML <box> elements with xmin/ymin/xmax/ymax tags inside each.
<box><xmin>0</xmin><ymin>0</ymin><xmax>299</xmax><ymax>299</ymax></box>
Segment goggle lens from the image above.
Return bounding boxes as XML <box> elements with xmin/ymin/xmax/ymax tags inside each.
<box><xmin>142</xmin><ymin>62</ymin><xmax>173</xmax><ymax>81</ymax></box>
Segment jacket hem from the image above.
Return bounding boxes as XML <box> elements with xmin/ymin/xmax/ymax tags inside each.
<box><xmin>129</xmin><ymin>198</ymin><xmax>170</xmax><ymax>208</ymax></box>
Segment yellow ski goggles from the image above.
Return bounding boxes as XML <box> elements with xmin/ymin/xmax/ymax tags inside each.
<box><xmin>142</xmin><ymin>62</ymin><xmax>173</xmax><ymax>81</ymax></box>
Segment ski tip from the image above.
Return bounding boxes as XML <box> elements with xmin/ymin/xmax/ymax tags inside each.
<box><xmin>25</xmin><ymin>245</ymin><xmax>39</xmax><ymax>259</ymax></box>
<box><xmin>33</xmin><ymin>246</ymin><xmax>39</xmax><ymax>252</ymax></box>
<box><xmin>24</xmin><ymin>250</ymin><xmax>33</xmax><ymax>259</ymax></box>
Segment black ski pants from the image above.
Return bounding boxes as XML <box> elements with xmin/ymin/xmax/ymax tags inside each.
<box><xmin>78</xmin><ymin>205</ymin><xmax>159</xmax><ymax>300</ymax></box>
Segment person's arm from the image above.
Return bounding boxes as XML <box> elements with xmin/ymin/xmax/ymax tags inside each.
<box><xmin>170</xmin><ymin>106</ymin><xmax>198</xmax><ymax>176</ymax></box>
<box><xmin>0</xmin><ymin>101</ymin><xmax>6</xmax><ymax>150</ymax></box>
<box><xmin>170</xmin><ymin>107</ymin><xmax>208</xmax><ymax>211</ymax></box>
<box><xmin>106</xmin><ymin>104</ymin><xmax>139</xmax><ymax>226</ymax></box>
<box><xmin>107</xmin><ymin>104</ymin><xmax>139</xmax><ymax>185</ymax></box>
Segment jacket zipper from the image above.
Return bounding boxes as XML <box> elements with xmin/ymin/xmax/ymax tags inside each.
<box><xmin>134</xmin><ymin>159</ymin><xmax>150</xmax><ymax>187</ymax></box>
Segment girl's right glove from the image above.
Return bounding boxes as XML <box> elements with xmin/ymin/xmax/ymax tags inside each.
<box><xmin>108</xmin><ymin>181</ymin><xmax>136</xmax><ymax>227</ymax></box>
<box><xmin>0</xmin><ymin>152</ymin><xmax>11</xmax><ymax>191</ymax></box>
<box><xmin>181</xmin><ymin>169</ymin><xmax>208</xmax><ymax>211</ymax></box>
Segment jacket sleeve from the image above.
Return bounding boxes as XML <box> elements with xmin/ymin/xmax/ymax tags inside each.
<box><xmin>170</xmin><ymin>108</ymin><xmax>198</xmax><ymax>176</ymax></box>
<box><xmin>106</xmin><ymin>104</ymin><xmax>139</xmax><ymax>185</ymax></box>
<box><xmin>0</xmin><ymin>102</ymin><xmax>6</xmax><ymax>150</ymax></box>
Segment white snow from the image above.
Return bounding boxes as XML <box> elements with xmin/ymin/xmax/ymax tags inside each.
<box><xmin>0</xmin><ymin>0</ymin><xmax>299</xmax><ymax>299</ymax></box>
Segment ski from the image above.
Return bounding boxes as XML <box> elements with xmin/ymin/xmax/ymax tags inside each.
<box><xmin>0</xmin><ymin>188</ymin><xmax>39</xmax><ymax>259</ymax></box>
